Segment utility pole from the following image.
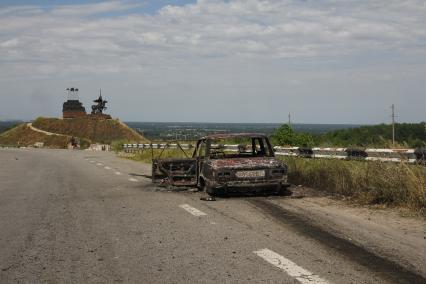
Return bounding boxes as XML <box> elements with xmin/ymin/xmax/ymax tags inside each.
<box><xmin>288</xmin><ymin>112</ymin><xmax>291</xmax><ymax>128</ymax></box>
<box><xmin>391</xmin><ymin>104</ymin><xmax>395</xmax><ymax>147</ymax></box>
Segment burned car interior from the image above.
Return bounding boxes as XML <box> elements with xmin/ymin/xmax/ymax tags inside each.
<box><xmin>207</xmin><ymin>137</ymin><xmax>274</xmax><ymax>159</ymax></box>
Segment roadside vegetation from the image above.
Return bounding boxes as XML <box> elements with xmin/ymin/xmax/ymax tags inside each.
<box><xmin>271</xmin><ymin>123</ymin><xmax>426</xmax><ymax>215</ymax></box>
<box><xmin>281</xmin><ymin>157</ymin><xmax>426</xmax><ymax>216</ymax></box>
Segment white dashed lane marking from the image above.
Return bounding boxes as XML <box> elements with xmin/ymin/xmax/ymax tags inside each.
<box><xmin>90</xmin><ymin>161</ymin><xmax>95</xmax><ymax>163</ymax></box>
<box><xmin>115</xmin><ymin>172</ymin><xmax>122</xmax><ymax>175</ymax></box>
<box><xmin>128</xmin><ymin>178</ymin><xmax>138</xmax><ymax>182</ymax></box>
<box><xmin>104</xmin><ymin>166</ymin><xmax>111</xmax><ymax>170</ymax></box>
<box><xmin>97</xmin><ymin>163</ymin><xmax>103</xmax><ymax>166</ymax></box>
<box><xmin>179</xmin><ymin>204</ymin><xmax>207</xmax><ymax>217</ymax></box>
<box><xmin>254</xmin><ymin>248</ymin><xmax>330</xmax><ymax>284</ymax></box>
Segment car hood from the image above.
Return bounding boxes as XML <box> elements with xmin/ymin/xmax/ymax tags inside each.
<box><xmin>208</xmin><ymin>157</ymin><xmax>283</xmax><ymax>170</ymax></box>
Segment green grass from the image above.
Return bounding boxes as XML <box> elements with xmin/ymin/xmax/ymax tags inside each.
<box><xmin>280</xmin><ymin>157</ymin><xmax>426</xmax><ymax>216</ymax></box>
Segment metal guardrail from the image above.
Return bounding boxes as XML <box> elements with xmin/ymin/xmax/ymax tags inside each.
<box><xmin>123</xmin><ymin>143</ymin><xmax>425</xmax><ymax>164</ymax></box>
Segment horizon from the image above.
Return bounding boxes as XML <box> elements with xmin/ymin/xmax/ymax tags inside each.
<box><xmin>3</xmin><ymin>117</ymin><xmax>426</xmax><ymax>127</ymax></box>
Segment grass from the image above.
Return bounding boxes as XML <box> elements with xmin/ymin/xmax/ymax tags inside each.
<box><xmin>0</xmin><ymin>124</ymin><xmax>70</xmax><ymax>148</ymax></box>
<box><xmin>0</xmin><ymin>117</ymin><xmax>148</xmax><ymax>149</ymax></box>
<box><xmin>280</xmin><ymin>157</ymin><xmax>426</xmax><ymax>216</ymax></box>
<box><xmin>32</xmin><ymin>117</ymin><xmax>147</xmax><ymax>144</ymax></box>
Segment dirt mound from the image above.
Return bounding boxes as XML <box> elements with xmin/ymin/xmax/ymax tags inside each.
<box><xmin>0</xmin><ymin>117</ymin><xmax>147</xmax><ymax>148</ymax></box>
<box><xmin>32</xmin><ymin>117</ymin><xmax>147</xmax><ymax>144</ymax></box>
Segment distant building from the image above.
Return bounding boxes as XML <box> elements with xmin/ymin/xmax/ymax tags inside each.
<box><xmin>62</xmin><ymin>88</ymin><xmax>87</xmax><ymax>118</ymax></box>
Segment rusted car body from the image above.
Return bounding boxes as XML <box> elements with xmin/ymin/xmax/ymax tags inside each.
<box><xmin>152</xmin><ymin>133</ymin><xmax>289</xmax><ymax>195</ymax></box>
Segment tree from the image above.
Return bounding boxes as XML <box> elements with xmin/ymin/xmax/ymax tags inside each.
<box><xmin>272</xmin><ymin>124</ymin><xmax>314</xmax><ymax>147</ymax></box>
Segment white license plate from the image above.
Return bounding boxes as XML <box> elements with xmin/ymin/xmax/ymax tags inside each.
<box><xmin>235</xmin><ymin>170</ymin><xmax>265</xmax><ymax>178</ymax></box>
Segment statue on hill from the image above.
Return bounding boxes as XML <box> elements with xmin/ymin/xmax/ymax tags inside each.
<box><xmin>91</xmin><ymin>90</ymin><xmax>108</xmax><ymax>115</ymax></box>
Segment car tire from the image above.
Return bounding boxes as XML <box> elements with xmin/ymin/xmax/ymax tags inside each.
<box><xmin>277</xmin><ymin>184</ymin><xmax>290</xmax><ymax>196</ymax></box>
<box><xmin>204</xmin><ymin>184</ymin><xmax>215</xmax><ymax>195</ymax></box>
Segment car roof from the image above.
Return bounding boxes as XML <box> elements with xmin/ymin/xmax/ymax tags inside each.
<box><xmin>200</xmin><ymin>133</ymin><xmax>268</xmax><ymax>140</ymax></box>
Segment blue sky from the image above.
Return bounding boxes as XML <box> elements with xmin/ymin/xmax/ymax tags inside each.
<box><xmin>0</xmin><ymin>0</ymin><xmax>425</xmax><ymax>123</ymax></box>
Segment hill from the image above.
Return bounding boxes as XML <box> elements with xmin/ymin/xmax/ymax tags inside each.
<box><xmin>0</xmin><ymin>121</ymin><xmax>21</xmax><ymax>134</ymax></box>
<box><xmin>0</xmin><ymin>123</ymin><xmax>70</xmax><ymax>148</ymax></box>
<box><xmin>0</xmin><ymin>117</ymin><xmax>148</xmax><ymax>148</ymax></box>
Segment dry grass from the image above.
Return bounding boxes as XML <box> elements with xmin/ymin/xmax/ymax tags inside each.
<box><xmin>0</xmin><ymin>124</ymin><xmax>69</xmax><ymax>148</ymax></box>
<box><xmin>32</xmin><ymin>117</ymin><xmax>147</xmax><ymax>144</ymax></box>
<box><xmin>281</xmin><ymin>157</ymin><xmax>426</xmax><ymax>216</ymax></box>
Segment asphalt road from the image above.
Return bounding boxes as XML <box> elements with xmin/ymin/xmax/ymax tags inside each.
<box><xmin>0</xmin><ymin>148</ymin><xmax>425</xmax><ymax>283</ymax></box>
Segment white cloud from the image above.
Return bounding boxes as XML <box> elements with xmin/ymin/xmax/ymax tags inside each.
<box><xmin>0</xmin><ymin>0</ymin><xmax>425</xmax><ymax>123</ymax></box>
<box><xmin>0</xmin><ymin>0</ymin><xmax>425</xmax><ymax>78</ymax></box>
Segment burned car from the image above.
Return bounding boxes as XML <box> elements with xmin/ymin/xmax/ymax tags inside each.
<box><xmin>152</xmin><ymin>133</ymin><xmax>289</xmax><ymax>195</ymax></box>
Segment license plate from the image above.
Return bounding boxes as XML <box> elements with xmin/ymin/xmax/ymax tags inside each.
<box><xmin>235</xmin><ymin>170</ymin><xmax>265</xmax><ymax>178</ymax></box>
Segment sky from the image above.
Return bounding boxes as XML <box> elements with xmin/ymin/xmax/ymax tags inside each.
<box><xmin>0</xmin><ymin>0</ymin><xmax>425</xmax><ymax>124</ymax></box>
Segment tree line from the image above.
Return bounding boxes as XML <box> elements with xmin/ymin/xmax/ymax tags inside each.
<box><xmin>270</xmin><ymin>122</ymin><xmax>426</xmax><ymax>148</ymax></box>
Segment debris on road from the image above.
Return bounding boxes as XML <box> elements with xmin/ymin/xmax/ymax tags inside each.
<box><xmin>200</xmin><ymin>196</ymin><xmax>216</xmax><ymax>201</ymax></box>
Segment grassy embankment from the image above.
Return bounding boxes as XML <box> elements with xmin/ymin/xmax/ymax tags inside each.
<box><xmin>281</xmin><ymin>157</ymin><xmax>426</xmax><ymax>216</ymax></box>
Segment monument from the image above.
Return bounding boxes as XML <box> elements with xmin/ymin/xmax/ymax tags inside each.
<box><xmin>62</xmin><ymin>88</ymin><xmax>87</xmax><ymax>118</ymax></box>
<box><xmin>90</xmin><ymin>90</ymin><xmax>112</xmax><ymax>119</ymax></box>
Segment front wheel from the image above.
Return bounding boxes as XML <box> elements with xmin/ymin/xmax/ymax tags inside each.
<box><xmin>203</xmin><ymin>183</ymin><xmax>214</xmax><ymax>195</ymax></box>
<box><xmin>204</xmin><ymin>184</ymin><xmax>226</xmax><ymax>196</ymax></box>
<box><xmin>277</xmin><ymin>184</ymin><xmax>290</xmax><ymax>196</ymax></box>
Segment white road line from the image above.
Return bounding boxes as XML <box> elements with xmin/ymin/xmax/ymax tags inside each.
<box><xmin>104</xmin><ymin>166</ymin><xmax>111</xmax><ymax>170</ymax></box>
<box><xmin>115</xmin><ymin>171</ymin><xmax>122</xmax><ymax>175</ymax></box>
<box><xmin>254</xmin><ymin>249</ymin><xmax>330</xmax><ymax>284</ymax></box>
<box><xmin>128</xmin><ymin>178</ymin><xmax>138</xmax><ymax>182</ymax></box>
<box><xmin>179</xmin><ymin>204</ymin><xmax>207</xmax><ymax>217</ymax></box>
<box><xmin>97</xmin><ymin>163</ymin><xmax>103</xmax><ymax>166</ymax></box>
<box><xmin>90</xmin><ymin>160</ymin><xmax>95</xmax><ymax>163</ymax></box>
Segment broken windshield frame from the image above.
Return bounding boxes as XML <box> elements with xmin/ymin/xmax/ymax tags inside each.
<box><xmin>199</xmin><ymin>137</ymin><xmax>274</xmax><ymax>159</ymax></box>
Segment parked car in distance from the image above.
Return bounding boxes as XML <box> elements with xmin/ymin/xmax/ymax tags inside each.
<box><xmin>152</xmin><ymin>133</ymin><xmax>290</xmax><ymax>196</ymax></box>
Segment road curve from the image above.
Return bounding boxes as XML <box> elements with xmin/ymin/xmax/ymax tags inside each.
<box><xmin>0</xmin><ymin>148</ymin><xmax>424</xmax><ymax>283</ymax></box>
